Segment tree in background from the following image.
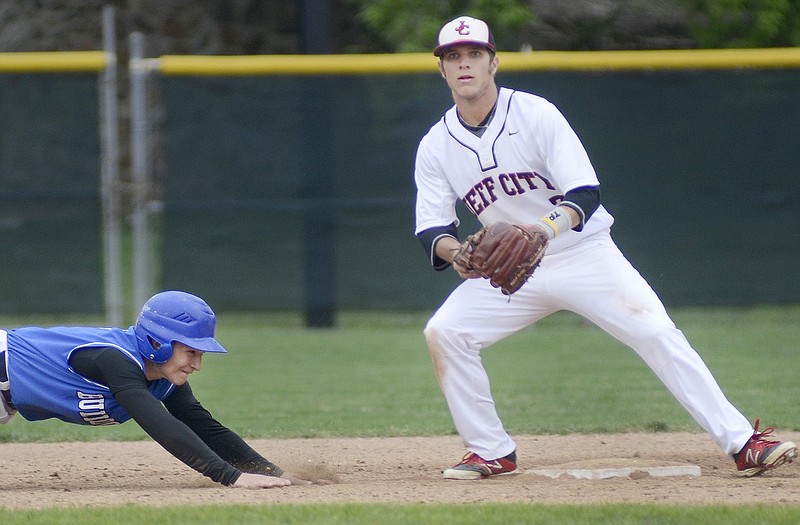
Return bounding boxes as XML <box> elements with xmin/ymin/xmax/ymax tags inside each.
<box><xmin>344</xmin><ymin>0</ymin><xmax>536</xmax><ymax>52</ymax></box>
<box><xmin>347</xmin><ymin>0</ymin><xmax>800</xmax><ymax>51</ymax></box>
<box><xmin>681</xmin><ymin>0</ymin><xmax>800</xmax><ymax>47</ymax></box>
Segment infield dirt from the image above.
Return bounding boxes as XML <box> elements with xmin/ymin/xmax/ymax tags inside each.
<box><xmin>2</xmin><ymin>431</ymin><xmax>799</xmax><ymax>508</ymax></box>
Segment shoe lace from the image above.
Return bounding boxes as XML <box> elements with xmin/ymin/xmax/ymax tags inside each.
<box><xmin>460</xmin><ymin>452</ymin><xmax>481</xmax><ymax>464</ymax></box>
<box><xmin>751</xmin><ymin>418</ymin><xmax>779</xmax><ymax>444</ymax></box>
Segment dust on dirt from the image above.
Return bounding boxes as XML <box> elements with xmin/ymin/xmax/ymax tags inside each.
<box><xmin>2</xmin><ymin>432</ymin><xmax>799</xmax><ymax>508</ymax></box>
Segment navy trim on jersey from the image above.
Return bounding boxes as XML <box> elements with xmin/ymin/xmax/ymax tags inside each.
<box><xmin>443</xmin><ymin>91</ymin><xmax>516</xmax><ymax>172</ymax></box>
<box><xmin>561</xmin><ymin>185</ymin><xmax>601</xmax><ymax>231</ymax></box>
<box><xmin>417</xmin><ymin>222</ymin><xmax>458</xmax><ymax>270</ymax></box>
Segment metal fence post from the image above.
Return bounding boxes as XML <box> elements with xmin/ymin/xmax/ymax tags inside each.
<box><xmin>100</xmin><ymin>5</ymin><xmax>123</xmax><ymax>326</ymax></box>
<box><xmin>129</xmin><ymin>32</ymin><xmax>152</xmax><ymax>312</ymax></box>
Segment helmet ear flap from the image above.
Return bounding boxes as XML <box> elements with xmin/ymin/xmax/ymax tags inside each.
<box><xmin>144</xmin><ymin>335</ymin><xmax>173</xmax><ymax>364</ymax></box>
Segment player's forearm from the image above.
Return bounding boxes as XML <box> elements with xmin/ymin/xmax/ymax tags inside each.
<box><xmin>116</xmin><ymin>388</ymin><xmax>242</xmax><ymax>485</ymax></box>
<box><xmin>143</xmin><ymin>415</ymin><xmax>242</xmax><ymax>485</ymax></box>
<box><xmin>205</xmin><ymin>430</ymin><xmax>284</xmax><ymax>477</ymax></box>
<box><xmin>163</xmin><ymin>383</ymin><xmax>285</xmax><ymax>478</ymax></box>
<box><xmin>434</xmin><ymin>235</ymin><xmax>463</xmax><ymax>264</ymax></box>
<box><xmin>533</xmin><ymin>205</ymin><xmax>580</xmax><ymax>239</ymax></box>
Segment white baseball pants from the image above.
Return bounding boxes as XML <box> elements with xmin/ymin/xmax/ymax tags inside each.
<box><xmin>424</xmin><ymin>232</ymin><xmax>754</xmax><ymax>460</ymax></box>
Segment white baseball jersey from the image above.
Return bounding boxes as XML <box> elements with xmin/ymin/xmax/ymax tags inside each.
<box><xmin>415</xmin><ymin>86</ymin><xmax>756</xmax><ymax>464</ymax></box>
<box><xmin>415</xmin><ymin>87</ymin><xmax>613</xmax><ymax>254</ymax></box>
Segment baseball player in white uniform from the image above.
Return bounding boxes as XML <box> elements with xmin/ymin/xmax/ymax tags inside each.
<box><xmin>414</xmin><ymin>15</ymin><xmax>797</xmax><ymax>480</ymax></box>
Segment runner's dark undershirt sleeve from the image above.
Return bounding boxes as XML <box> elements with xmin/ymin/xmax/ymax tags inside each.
<box><xmin>69</xmin><ymin>348</ymin><xmax>279</xmax><ymax>484</ymax></box>
<box><xmin>162</xmin><ymin>382</ymin><xmax>282</xmax><ymax>476</ymax></box>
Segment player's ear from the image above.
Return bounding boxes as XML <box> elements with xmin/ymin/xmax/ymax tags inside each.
<box><xmin>438</xmin><ymin>60</ymin><xmax>446</xmax><ymax>79</ymax></box>
<box><xmin>490</xmin><ymin>54</ymin><xmax>499</xmax><ymax>76</ymax></box>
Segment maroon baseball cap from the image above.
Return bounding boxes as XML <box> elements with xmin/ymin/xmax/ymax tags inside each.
<box><xmin>434</xmin><ymin>16</ymin><xmax>495</xmax><ymax>57</ymax></box>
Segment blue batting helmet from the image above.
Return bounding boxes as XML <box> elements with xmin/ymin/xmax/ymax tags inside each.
<box><xmin>134</xmin><ymin>291</ymin><xmax>228</xmax><ymax>363</ymax></box>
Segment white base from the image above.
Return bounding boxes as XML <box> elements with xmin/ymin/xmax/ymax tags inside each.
<box><xmin>529</xmin><ymin>459</ymin><xmax>701</xmax><ymax>480</ymax></box>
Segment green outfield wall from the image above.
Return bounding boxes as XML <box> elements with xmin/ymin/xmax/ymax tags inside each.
<box><xmin>157</xmin><ymin>54</ymin><xmax>800</xmax><ymax>311</ymax></box>
<box><xmin>2</xmin><ymin>50</ymin><xmax>798</xmax><ymax>314</ymax></box>
<box><xmin>0</xmin><ymin>73</ymin><xmax>103</xmax><ymax>313</ymax></box>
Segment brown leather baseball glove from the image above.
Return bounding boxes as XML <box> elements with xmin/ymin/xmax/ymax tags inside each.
<box><xmin>453</xmin><ymin>221</ymin><xmax>549</xmax><ymax>295</ymax></box>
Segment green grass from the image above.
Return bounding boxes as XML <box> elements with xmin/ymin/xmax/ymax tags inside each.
<box><xmin>1</xmin><ymin>306</ymin><xmax>799</xmax><ymax>523</ymax></box>
<box><xmin>3</xmin><ymin>503</ymin><xmax>800</xmax><ymax>525</ymax></box>
<box><xmin>3</xmin><ymin>306</ymin><xmax>797</xmax><ymax>442</ymax></box>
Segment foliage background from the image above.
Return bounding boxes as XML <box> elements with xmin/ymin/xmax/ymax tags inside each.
<box><xmin>1</xmin><ymin>0</ymin><xmax>799</xmax><ymax>56</ymax></box>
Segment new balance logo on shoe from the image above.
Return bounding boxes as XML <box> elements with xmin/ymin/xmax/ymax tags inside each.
<box><xmin>744</xmin><ymin>448</ymin><xmax>762</xmax><ymax>466</ymax></box>
<box><xmin>735</xmin><ymin>419</ymin><xmax>798</xmax><ymax>477</ymax></box>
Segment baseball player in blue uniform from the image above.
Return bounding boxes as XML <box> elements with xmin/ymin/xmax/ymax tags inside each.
<box><xmin>0</xmin><ymin>290</ymin><xmax>313</xmax><ymax>488</ymax></box>
<box><xmin>414</xmin><ymin>15</ymin><xmax>797</xmax><ymax>480</ymax></box>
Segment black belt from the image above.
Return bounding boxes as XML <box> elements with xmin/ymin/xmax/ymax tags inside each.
<box><xmin>0</xmin><ymin>351</ymin><xmax>14</xmax><ymax>410</ymax></box>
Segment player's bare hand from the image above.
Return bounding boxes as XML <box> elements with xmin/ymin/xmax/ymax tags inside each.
<box><xmin>280</xmin><ymin>472</ymin><xmax>312</xmax><ymax>485</ymax></box>
<box><xmin>281</xmin><ymin>471</ymin><xmax>334</xmax><ymax>485</ymax></box>
<box><xmin>453</xmin><ymin>258</ymin><xmax>482</xmax><ymax>279</ymax></box>
<box><xmin>451</xmin><ymin>237</ymin><xmax>483</xmax><ymax>279</ymax></box>
<box><xmin>232</xmin><ymin>472</ymin><xmax>292</xmax><ymax>489</ymax></box>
